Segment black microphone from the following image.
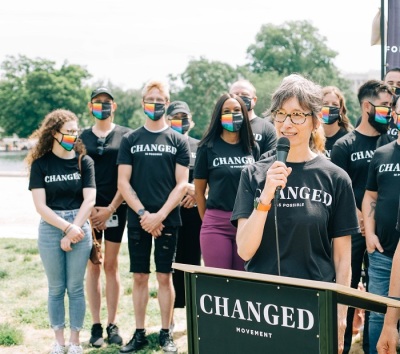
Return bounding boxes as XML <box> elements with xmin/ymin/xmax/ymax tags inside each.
<box><xmin>274</xmin><ymin>137</ymin><xmax>290</xmax><ymax>201</ymax></box>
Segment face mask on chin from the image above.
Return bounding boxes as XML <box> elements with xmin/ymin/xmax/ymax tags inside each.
<box><xmin>144</xmin><ymin>102</ymin><xmax>165</xmax><ymax>121</ymax></box>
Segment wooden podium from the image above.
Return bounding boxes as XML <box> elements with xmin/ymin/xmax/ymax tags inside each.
<box><xmin>173</xmin><ymin>263</ymin><xmax>400</xmax><ymax>354</ymax></box>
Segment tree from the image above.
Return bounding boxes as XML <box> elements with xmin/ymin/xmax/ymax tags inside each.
<box><xmin>169</xmin><ymin>57</ymin><xmax>239</xmax><ymax>139</ymax></box>
<box><xmin>0</xmin><ymin>55</ymin><xmax>90</xmax><ymax>137</ymax></box>
<box><xmin>247</xmin><ymin>21</ymin><xmax>338</xmax><ymax>78</ymax></box>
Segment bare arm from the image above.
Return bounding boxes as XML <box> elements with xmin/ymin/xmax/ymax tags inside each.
<box><xmin>236</xmin><ymin>161</ymin><xmax>291</xmax><ymax>260</ymax></box>
<box><xmin>362</xmin><ymin>190</ymin><xmax>383</xmax><ymax>253</ymax></box>
<box><xmin>377</xmin><ymin>241</ymin><xmax>400</xmax><ymax>354</ymax></box>
<box><xmin>333</xmin><ymin>236</ymin><xmax>351</xmax><ymax>354</ymax></box>
<box><xmin>140</xmin><ymin>164</ymin><xmax>189</xmax><ymax>234</ymax></box>
<box><xmin>194</xmin><ymin>179</ymin><xmax>207</xmax><ymax>220</ymax></box>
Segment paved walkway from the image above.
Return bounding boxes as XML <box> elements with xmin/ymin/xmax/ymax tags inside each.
<box><xmin>0</xmin><ymin>175</ymin><xmax>40</xmax><ymax>239</ymax></box>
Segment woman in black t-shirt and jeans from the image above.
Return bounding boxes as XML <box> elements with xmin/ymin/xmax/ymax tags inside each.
<box><xmin>194</xmin><ymin>93</ymin><xmax>259</xmax><ymax>271</ymax></box>
<box><xmin>26</xmin><ymin>109</ymin><xmax>96</xmax><ymax>354</ymax></box>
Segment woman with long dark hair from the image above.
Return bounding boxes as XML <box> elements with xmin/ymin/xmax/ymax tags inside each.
<box><xmin>194</xmin><ymin>93</ymin><xmax>259</xmax><ymax>271</ymax></box>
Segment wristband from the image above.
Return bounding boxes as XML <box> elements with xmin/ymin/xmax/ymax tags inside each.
<box><xmin>64</xmin><ymin>224</ymin><xmax>73</xmax><ymax>235</ymax></box>
<box><xmin>108</xmin><ymin>204</ymin><xmax>116</xmax><ymax>214</ymax></box>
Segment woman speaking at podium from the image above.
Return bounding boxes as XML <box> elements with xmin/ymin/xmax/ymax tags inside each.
<box><xmin>231</xmin><ymin>74</ymin><xmax>360</xmax><ymax>353</ymax></box>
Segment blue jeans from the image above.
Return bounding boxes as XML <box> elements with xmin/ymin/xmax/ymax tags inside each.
<box><xmin>368</xmin><ymin>250</ymin><xmax>392</xmax><ymax>354</ymax></box>
<box><xmin>38</xmin><ymin>210</ymin><xmax>92</xmax><ymax>331</ymax></box>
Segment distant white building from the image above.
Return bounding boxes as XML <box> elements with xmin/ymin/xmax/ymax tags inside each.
<box><xmin>342</xmin><ymin>70</ymin><xmax>381</xmax><ymax>93</ymax></box>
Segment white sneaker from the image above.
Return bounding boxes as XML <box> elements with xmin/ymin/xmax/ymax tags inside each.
<box><xmin>67</xmin><ymin>344</ymin><xmax>83</xmax><ymax>354</ymax></box>
<box><xmin>50</xmin><ymin>342</ymin><xmax>65</xmax><ymax>354</ymax></box>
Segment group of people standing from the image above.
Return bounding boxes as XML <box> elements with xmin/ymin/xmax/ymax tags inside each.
<box><xmin>25</xmin><ymin>68</ymin><xmax>400</xmax><ymax>354</ymax></box>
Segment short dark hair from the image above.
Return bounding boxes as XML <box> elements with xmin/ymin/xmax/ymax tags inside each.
<box><xmin>357</xmin><ymin>80</ymin><xmax>393</xmax><ymax>105</ymax></box>
<box><xmin>384</xmin><ymin>67</ymin><xmax>400</xmax><ymax>79</ymax></box>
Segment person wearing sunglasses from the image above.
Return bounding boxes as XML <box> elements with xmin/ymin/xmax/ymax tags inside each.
<box><xmin>194</xmin><ymin>93</ymin><xmax>259</xmax><ymax>271</ymax></box>
<box><xmin>321</xmin><ymin>86</ymin><xmax>354</xmax><ymax>159</ymax></box>
<box><xmin>362</xmin><ymin>94</ymin><xmax>400</xmax><ymax>354</ymax></box>
<box><xmin>165</xmin><ymin>101</ymin><xmax>202</xmax><ymax>332</ymax></box>
<box><xmin>26</xmin><ymin>109</ymin><xmax>96</xmax><ymax>354</ymax></box>
<box><xmin>330</xmin><ymin>80</ymin><xmax>394</xmax><ymax>354</ymax></box>
<box><xmin>232</xmin><ymin>74</ymin><xmax>359</xmax><ymax>354</ymax></box>
<box><xmin>117</xmin><ymin>80</ymin><xmax>190</xmax><ymax>354</ymax></box>
<box><xmin>80</xmin><ymin>87</ymin><xmax>132</xmax><ymax>348</ymax></box>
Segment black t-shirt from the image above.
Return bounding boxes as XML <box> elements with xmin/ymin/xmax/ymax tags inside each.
<box><xmin>324</xmin><ymin>127</ymin><xmax>348</xmax><ymax>159</ymax></box>
<box><xmin>397</xmin><ymin>195</ymin><xmax>400</xmax><ymax>232</ymax></box>
<box><xmin>187</xmin><ymin>136</ymin><xmax>199</xmax><ymax>183</ymax></box>
<box><xmin>366</xmin><ymin>140</ymin><xmax>400</xmax><ymax>257</ymax></box>
<box><xmin>194</xmin><ymin>137</ymin><xmax>259</xmax><ymax>211</ymax></box>
<box><xmin>29</xmin><ymin>152</ymin><xmax>96</xmax><ymax>210</ymax></box>
<box><xmin>330</xmin><ymin>130</ymin><xmax>380</xmax><ymax>210</ymax></box>
<box><xmin>231</xmin><ymin>155</ymin><xmax>359</xmax><ymax>281</ymax></box>
<box><xmin>117</xmin><ymin>126</ymin><xmax>190</xmax><ymax>227</ymax></box>
<box><xmin>80</xmin><ymin>125</ymin><xmax>132</xmax><ymax>206</ymax></box>
<box><xmin>250</xmin><ymin>116</ymin><xmax>277</xmax><ymax>155</ymax></box>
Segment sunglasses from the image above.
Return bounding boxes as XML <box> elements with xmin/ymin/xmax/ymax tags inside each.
<box><xmin>97</xmin><ymin>137</ymin><xmax>106</xmax><ymax>155</ymax></box>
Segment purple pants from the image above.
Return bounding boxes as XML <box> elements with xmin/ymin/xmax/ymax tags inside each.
<box><xmin>200</xmin><ymin>209</ymin><xmax>244</xmax><ymax>271</ymax></box>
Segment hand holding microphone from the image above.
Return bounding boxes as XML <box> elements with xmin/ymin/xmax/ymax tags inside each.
<box><xmin>261</xmin><ymin>137</ymin><xmax>292</xmax><ymax>204</ymax></box>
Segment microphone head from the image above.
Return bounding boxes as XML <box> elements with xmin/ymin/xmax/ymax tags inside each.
<box><xmin>276</xmin><ymin>137</ymin><xmax>290</xmax><ymax>152</ymax></box>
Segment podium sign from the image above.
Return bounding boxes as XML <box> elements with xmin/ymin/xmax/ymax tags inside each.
<box><xmin>194</xmin><ymin>274</ymin><xmax>321</xmax><ymax>353</ymax></box>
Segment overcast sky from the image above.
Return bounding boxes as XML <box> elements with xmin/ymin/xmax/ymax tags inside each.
<box><xmin>0</xmin><ymin>0</ymin><xmax>384</xmax><ymax>90</ymax></box>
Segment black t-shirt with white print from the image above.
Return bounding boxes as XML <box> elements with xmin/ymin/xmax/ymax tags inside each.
<box><xmin>250</xmin><ymin>116</ymin><xmax>277</xmax><ymax>155</ymax></box>
<box><xmin>324</xmin><ymin>127</ymin><xmax>348</xmax><ymax>159</ymax></box>
<box><xmin>117</xmin><ymin>126</ymin><xmax>190</xmax><ymax>227</ymax></box>
<box><xmin>188</xmin><ymin>136</ymin><xmax>199</xmax><ymax>183</ymax></box>
<box><xmin>29</xmin><ymin>152</ymin><xmax>96</xmax><ymax>210</ymax></box>
<box><xmin>231</xmin><ymin>155</ymin><xmax>360</xmax><ymax>281</ymax></box>
<box><xmin>194</xmin><ymin>136</ymin><xmax>259</xmax><ymax>211</ymax></box>
<box><xmin>330</xmin><ymin>130</ymin><xmax>380</xmax><ymax>210</ymax></box>
<box><xmin>80</xmin><ymin>125</ymin><xmax>132</xmax><ymax>206</ymax></box>
<box><xmin>397</xmin><ymin>195</ymin><xmax>400</xmax><ymax>232</ymax></box>
<box><xmin>366</xmin><ymin>140</ymin><xmax>400</xmax><ymax>258</ymax></box>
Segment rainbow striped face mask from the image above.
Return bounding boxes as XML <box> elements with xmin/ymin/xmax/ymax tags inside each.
<box><xmin>170</xmin><ymin>118</ymin><xmax>190</xmax><ymax>134</ymax></box>
<box><xmin>221</xmin><ymin>113</ymin><xmax>243</xmax><ymax>132</ymax></box>
<box><xmin>91</xmin><ymin>102</ymin><xmax>112</xmax><ymax>120</ymax></box>
<box><xmin>55</xmin><ymin>132</ymin><xmax>78</xmax><ymax>151</ymax></box>
<box><xmin>144</xmin><ymin>103</ymin><xmax>165</xmax><ymax>121</ymax></box>
<box><xmin>368</xmin><ymin>102</ymin><xmax>391</xmax><ymax>134</ymax></box>
<box><xmin>321</xmin><ymin>106</ymin><xmax>341</xmax><ymax>125</ymax></box>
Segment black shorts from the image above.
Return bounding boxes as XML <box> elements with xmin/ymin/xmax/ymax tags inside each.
<box><xmin>94</xmin><ymin>204</ymin><xmax>127</xmax><ymax>243</ymax></box>
<box><xmin>128</xmin><ymin>226</ymin><xmax>178</xmax><ymax>273</ymax></box>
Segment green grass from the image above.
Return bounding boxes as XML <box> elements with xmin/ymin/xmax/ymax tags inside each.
<box><xmin>0</xmin><ymin>238</ymin><xmax>187</xmax><ymax>353</ymax></box>
<box><xmin>0</xmin><ymin>323</ymin><xmax>23</xmax><ymax>346</ymax></box>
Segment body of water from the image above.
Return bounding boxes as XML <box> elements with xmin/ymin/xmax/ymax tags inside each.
<box><xmin>0</xmin><ymin>151</ymin><xmax>28</xmax><ymax>172</ymax></box>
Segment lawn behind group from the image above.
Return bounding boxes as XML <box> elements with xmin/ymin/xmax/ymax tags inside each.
<box><xmin>0</xmin><ymin>238</ymin><xmax>187</xmax><ymax>354</ymax></box>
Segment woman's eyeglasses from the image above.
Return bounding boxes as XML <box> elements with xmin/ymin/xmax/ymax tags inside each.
<box><xmin>273</xmin><ymin>110</ymin><xmax>313</xmax><ymax>125</ymax></box>
<box><xmin>97</xmin><ymin>137</ymin><xmax>106</xmax><ymax>155</ymax></box>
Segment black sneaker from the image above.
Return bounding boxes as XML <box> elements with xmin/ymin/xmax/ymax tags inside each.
<box><xmin>159</xmin><ymin>330</ymin><xmax>178</xmax><ymax>354</ymax></box>
<box><xmin>119</xmin><ymin>330</ymin><xmax>148</xmax><ymax>353</ymax></box>
<box><xmin>106</xmin><ymin>323</ymin><xmax>123</xmax><ymax>345</ymax></box>
<box><xmin>89</xmin><ymin>323</ymin><xmax>104</xmax><ymax>348</ymax></box>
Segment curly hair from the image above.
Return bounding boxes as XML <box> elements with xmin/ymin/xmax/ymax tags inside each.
<box><xmin>25</xmin><ymin>109</ymin><xmax>86</xmax><ymax>169</ymax></box>
<box><xmin>322</xmin><ymin>86</ymin><xmax>353</xmax><ymax>132</ymax></box>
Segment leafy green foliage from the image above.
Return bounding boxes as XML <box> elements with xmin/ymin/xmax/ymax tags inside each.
<box><xmin>0</xmin><ymin>323</ymin><xmax>23</xmax><ymax>346</ymax></box>
<box><xmin>169</xmin><ymin>57</ymin><xmax>238</xmax><ymax>139</ymax></box>
<box><xmin>0</xmin><ymin>55</ymin><xmax>90</xmax><ymax>137</ymax></box>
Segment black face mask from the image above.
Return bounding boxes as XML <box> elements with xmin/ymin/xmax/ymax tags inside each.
<box><xmin>92</xmin><ymin>102</ymin><xmax>112</xmax><ymax>120</ymax></box>
<box><xmin>239</xmin><ymin>96</ymin><xmax>253</xmax><ymax>111</ymax></box>
<box><xmin>170</xmin><ymin>117</ymin><xmax>190</xmax><ymax>134</ymax></box>
<box><xmin>321</xmin><ymin>106</ymin><xmax>341</xmax><ymax>125</ymax></box>
<box><xmin>221</xmin><ymin>113</ymin><xmax>244</xmax><ymax>132</ymax></box>
<box><xmin>368</xmin><ymin>102</ymin><xmax>391</xmax><ymax>134</ymax></box>
<box><xmin>144</xmin><ymin>102</ymin><xmax>165</xmax><ymax>121</ymax></box>
<box><xmin>394</xmin><ymin>87</ymin><xmax>400</xmax><ymax>95</ymax></box>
